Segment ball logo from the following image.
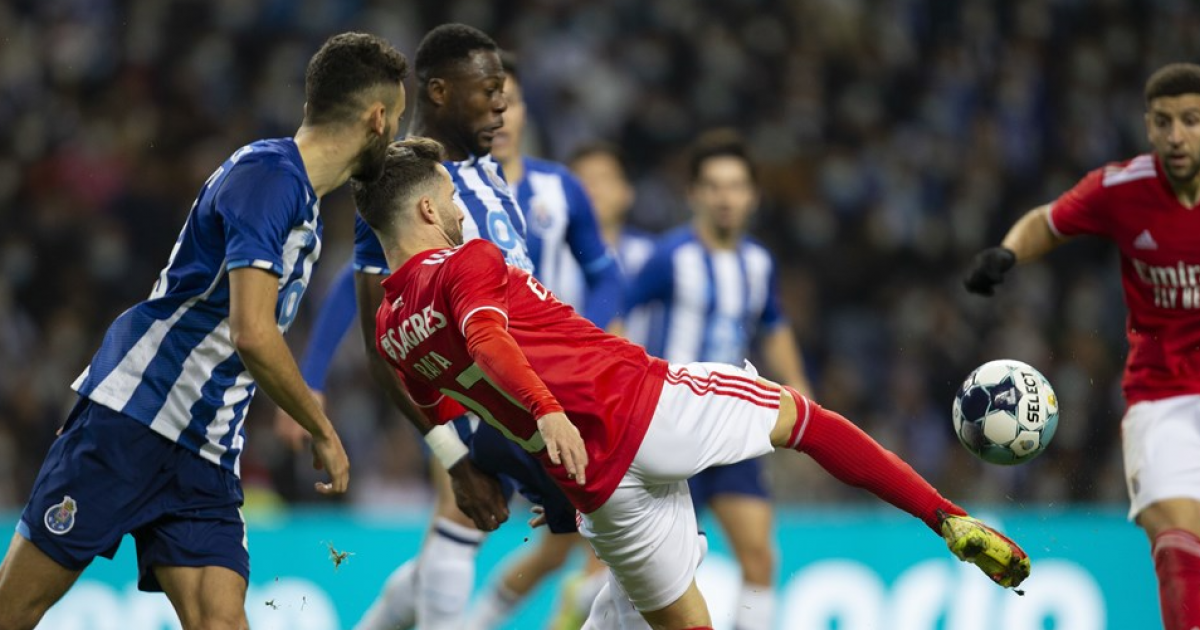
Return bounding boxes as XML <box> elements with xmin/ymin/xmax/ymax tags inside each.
<box><xmin>44</xmin><ymin>495</ymin><xmax>78</xmax><ymax>535</ymax></box>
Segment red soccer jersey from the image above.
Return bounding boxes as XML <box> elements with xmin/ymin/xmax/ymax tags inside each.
<box><xmin>374</xmin><ymin>239</ymin><xmax>667</xmax><ymax>512</ymax></box>
<box><xmin>1048</xmin><ymin>153</ymin><xmax>1200</xmax><ymax>404</ymax></box>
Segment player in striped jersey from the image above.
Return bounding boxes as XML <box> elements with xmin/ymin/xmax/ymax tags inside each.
<box><xmin>569</xmin><ymin>142</ymin><xmax>660</xmax><ymax>344</ymax></box>
<box><xmin>347</xmin><ymin>25</ymin><xmax>539</xmax><ymax>630</ymax></box>
<box><xmin>462</xmin><ymin>57</ymin><xmax>629</xmax><ymax>630</ymax></box>
<box><xmin>0</xmin><ymin>33</ymin><xmax>408</xmax><ymax>630</ymax></box>
<box><xmin>490</xmin><ymin>53</ymin><xmax>623</xmax><ymax>330</ymax></box>
<box><xmin>964</xmin><ymin>63</ymin><xmax>1200</xmax><ymax>630</ymax></box>
<box><xmin>625</xmin><ymin>130</ymin><xmax>813</xmax><ymax>630</ymax></box>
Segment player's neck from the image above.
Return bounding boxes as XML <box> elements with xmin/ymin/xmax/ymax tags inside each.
<box><xmin>694</xmin><ymin>220</ymin><xmax>740</xmax><ymax>250</ymax></box>
<box><xmin>600</xmin><ymin>221</ymin><xmax>622</xmax><ymax>248</ymax></box>
<box><xmin>410</xmin><ymin>113</ymin><xmax>471</xmax><ymax>162</ymax></box>
<box><xmin>498</xmin><ymin>154</ymin><xmax>524</xmax><ymax>186</ymax></box>
<box><xmin>293</xmin><ymin>126</ymin><xmax>358</xmax><ymax>197</ymax></box>
<box><xmin>384</xmin><ymin>233</ymin><xmax>453</xmax><ymax>275</ymax></box>
<box><xmin>1168</xmin><ymin>175</ymin><xmax>1200</xmax><ymax>208</ymax></box>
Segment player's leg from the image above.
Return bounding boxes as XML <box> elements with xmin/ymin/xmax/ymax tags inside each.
<box><xmin>154</xmin><ymin>566</ymin><xmax>248</xmax><ymax>630</ymax></box>
<box><xmin>354</xmin><ymin>560</ymin><xmax>418</xmax><ymax>630</ymax></box>
<box><xmin>417</xmin><ymin>457</ymin><xmax>488</xmax><ymax>629</ymax></box>
<box><xmin>706</xmin><ymin>489</ymin><xmax>776</xmax><ymax>630</ymax></box>
<box><xmin>466</xmin><ymin>417</ymin><xmax>588</xmax><ymax>629</ymax></box>
<box><xmin>638</xmin><ymin>580</ymin><xmax>711</xmax><ymax>630</ymax></box>
<box><xmin>355</xmin><ymin>419</ymin><xmax>487</xmax><ymax>630</ymax></box>
<box><xmin>577</xmin><ymin>479</ymin><xmax>711</xmax><ymax>630</ymax></box>
<box><xmin>1122</xmin><ymin>395</ymin><xmax>1200</xmax><ymax>630</ymax></box>
<box><xmin>552</xmin><ymin>545</ymin><xmax>610</xmax><ymax>630</ymax></box>
<box><xmin>134</xmin><ymin>436</ymin><xmax>252</xmax><ymax>630</ymax></box>
<box><xmin>0</xmin><ymin>534</ymin><xmax>82</xmax><ymax>630</ymax></box>
<box><xmin>0</xmin><ymin>398</ymin><xmax>171</xmax><ymax>629</ymax></box>
<box><xmin>1138</xmin><ymin>499</ymin><xmax>1200</xmax><ymax>630</ymax></box>
<box><xmin>767</xmin><ymin>383</ymin><xmax>1029</xmax><ymax>587</ymax></box>
<box><xmin>467</xmin><ymin>531</ymin><xmax>580</xmax><ymax>630</ymax></box>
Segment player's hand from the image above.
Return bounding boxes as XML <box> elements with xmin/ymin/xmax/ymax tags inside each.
<box><xmin>529</xmin><ymin>505</ymin><xmax>548</xmax><ymax>529</ymax></box>
<box><xmin>538</xmin><ymin>412</ymin><xmax>588</xmax><ymax>486</ymax></box>
<box><xmin>310</xmin><ymin>429</ymin><xmax>349</xmax><ymax>495</ymax></box>
<box><xmin>274</xmin><ymin>390</ymin><xmax>326</xmax><ymax>451</ymax></box>
<box><xmin>448</xmin><ymin>458</ymin><xmax>510</xmax><ymax>531</ymax></box>
<box><xmin>964</xmin><ymin>247</ymin><xmax>1017</xmax><ymax>296</ymax></box>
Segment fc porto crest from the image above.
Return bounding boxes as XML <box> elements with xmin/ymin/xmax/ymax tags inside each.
<box><xmin>44</xmin><ymin>495</ymin><xmax>78</xmax><ymax>535</ymax></box>
<box><xmin>485</xmin><ymin>165</ymin><xmax>511</xmax><ymax>194</ymax></box>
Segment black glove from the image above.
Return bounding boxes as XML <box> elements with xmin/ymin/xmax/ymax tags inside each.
<box><xmin>963</xmin><ymin>247</ymin><xmax>1017</xmax><ymax>296</ymax></box>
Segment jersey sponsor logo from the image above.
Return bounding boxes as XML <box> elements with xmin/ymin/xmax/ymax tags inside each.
<box><xmin>44</xmin><ymin>495</ymin><xmax>78</xmax><ymax>535</ymax></box>
<box><xmin>1132</xmin><ymin>258</ymin><xmax>1200</xmax><ymax>309</ymax></box>
<box><xmin>484</xmin><ymin>164</ymin><xmax>511</xmax><ymax>194</ymax></box>
<box><xmin>1133</xmin><ymin>229</ymin><xmax>1159</xmax><ymax>250</ymax></box>
<box><xmin>379</xmin><ymin>305</ymin><xmax>449</xmax><ymax>361</ymax></box>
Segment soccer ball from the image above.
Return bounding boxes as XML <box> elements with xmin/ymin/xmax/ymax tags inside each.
<box><xmin>952</xmin><ymin>359</ymin><xmax>1060</xmax><ymax>465</ymax></box>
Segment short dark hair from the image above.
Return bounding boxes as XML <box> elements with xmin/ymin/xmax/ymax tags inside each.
<box><xmin>569</xmin><ymin>141</ymin><xmax>628</xmax><ymax>175</ymax></box>
<box><xmin>305</xmin><ymin>32</ymin><xmax>408</xmax><ymax>125</ymax></box>
<box><xmin>1145</xmin><ymin>63</ymin><xmax>1200</xmax><ymax>105</ymax></box>
<box><xmin>353</xmin><ymin>138</ymin><xmax>448</xmax><ymax>236</ymax></box>
<box><xmin>415</xmin><ymin>24</ymin><xmax>499</xmax><ymax>88</ymax></box>
<box><xmin>688</xmin><ymin>128</ymin><xmax>756</xmax><ymax>184</ymax></box>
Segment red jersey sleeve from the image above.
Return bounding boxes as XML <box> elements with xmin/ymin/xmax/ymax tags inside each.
<box><xmin>445</xmin><ymin>241</ymin><xmax>511</xmax><ymax>335</ymax></box>
<box><xmin>1047</xmin><ymin>168</ymin><xmax>1112</xmax><ymax>239</ymax></box>
<box><xmin>463</xmin><ymin>309</ymin><xmax>564</xmax><ymax>420</ymax></box>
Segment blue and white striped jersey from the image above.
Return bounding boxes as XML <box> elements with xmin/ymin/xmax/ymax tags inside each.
<box><xmin>626</xmin><ymin>226</ymin><xmax>785</xmax><ymax>364</ymax></box>
<box><xmin>518</xmin><ymin>157</ymin><xmax>622</xmax><ymax>328</ymax></box>
<box><xmin>355</xmin><ymin>153</ymin><xmax>533</xmax><ymax>274</ymax></box>
<box><xmin>73</xmin><ymin>139</ymin><xmax>321</xmax><ymax>475</ymax></box>
<box><xmin>615</xmin><ymin>227</ymin><xmax>658</xmax><ymax>346</ymax></box>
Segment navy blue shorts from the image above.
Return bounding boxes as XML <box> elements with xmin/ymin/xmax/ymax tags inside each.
<box><xmin>469</xmin><ymin>422</ymin><xmax>577</xmax><ymax>534</ymax></box>
<box><xmin>687</xmin><ymin>457</ymin><xmax>771</xmax><ymax>508</ymax></box>
<box><xmin>17</xmin><ymin>397</ymin><xmax>248</xmax><ymax>592</ymax></box>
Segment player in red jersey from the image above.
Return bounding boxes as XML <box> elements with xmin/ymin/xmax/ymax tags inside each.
<box><xmin>964</xmin><ymin>63</ymin><xmax>1200</xmax><ymax>630</ymax></box>
<box><xmin>360</xmin><ymin>137</ymin><xmax>1030</xmax><ymax>630</ymax></box>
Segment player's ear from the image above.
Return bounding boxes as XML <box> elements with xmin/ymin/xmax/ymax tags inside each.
<box><xmin>418</xmin><ymin>195</ymin><xmax>437</xmax><ymax>224</ymax></box>
<box><xmin>427</xmin><ymin>78</ymin><xmax>448</xmax><ymax>107</ymax></box>
<box><xmin>366</xmin><ymin>101</ymin><xmax>387</xmax><ymax>136</ymax></box>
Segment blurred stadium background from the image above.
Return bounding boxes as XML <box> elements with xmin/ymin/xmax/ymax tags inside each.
<box><xmin>2</xmin><ymin>0</ymin><xmax>1198</xmax><ymax>628</ymax></box>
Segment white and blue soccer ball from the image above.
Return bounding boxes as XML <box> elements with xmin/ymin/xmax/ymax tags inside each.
<box><xmin>952</xmin><ymin>359</ymin><xmax>1060</xmax><ymax>465</ymax></box>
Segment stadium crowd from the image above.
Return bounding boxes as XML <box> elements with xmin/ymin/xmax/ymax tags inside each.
<box><xmin>2</xmin><ymin>0</ymin><xmax>1198</xmax><ymax>512</ymax></box>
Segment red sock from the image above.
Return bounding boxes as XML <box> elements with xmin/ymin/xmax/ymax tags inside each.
<box><xmin>1153</xmin><ymin>528</ymin><xmax>1200</xmax><ymax>630</ymax></box>
<box><xmin>784</xmin><ymin>388</ymin><xmax>966</xmax><ymax>532</ymax></box>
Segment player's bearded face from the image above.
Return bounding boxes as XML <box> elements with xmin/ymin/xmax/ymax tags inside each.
<box><xmin>1147</xmin><ymin>94</ymin><xmax>1200</xmax><ymax>185</ymax></box>
<box><xmin>439</xmin><ymin>201</ymin><xmax>464</xmax><ymax>246</ymax></box>
<box><xmin>353</xmin><ymin>131</ymin><xmax>391</xmax><ymax>183</ymax></box>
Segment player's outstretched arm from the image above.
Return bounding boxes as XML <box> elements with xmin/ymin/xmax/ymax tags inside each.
<box><xmin>229</xmin><ymin>267</ymin><xmax>349</xmax><ymax>494</ymax></box>
<box><xmin>354</xmin><ymin>270</ymin><xmax>511</xmax><ymax>530</ymax></box>
<box><xmin>964</xmin><ymin>204</ymin><xmax>1064</xmax><ymax>296</ymax></box>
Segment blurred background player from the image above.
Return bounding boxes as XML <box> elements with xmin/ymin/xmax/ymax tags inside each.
<box><xmin>623</xmin><ymin>129</ymin><xmax>814</xmax><ymax>630</ymax></box>
<box><xmin>570</xmin><ymin>143</ymin><xmax>659</xmax><ymax>343</ymax></box>
<box><xmin>963</xmin><ymin>62</ymin><xmax>1200</xmax><ymax>630</ymax></box>
<box><xmin>491</xmin><ymin>53</ymin><xmax>624</xmax><ymax>331</ymax></box>
<box><xmin>462</xmin><ymin>55</ymin><xmax>627</xmax><ymax>630</ymax></box>
<box><xmin>0</xmin><ymin>31</ymin><xmax>407</xmax><ymax>630</ymax></box>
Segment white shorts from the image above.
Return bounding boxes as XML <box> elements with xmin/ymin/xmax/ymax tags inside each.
<box><xmin>578</xmin><ymin>362</ymin><xmax>780</xmax><ymax>612</ymax></box>
<box><xmin>1122</xmin><ymin>394</ymin><xmax>1200</xmax><ymax>520</ymax></box>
